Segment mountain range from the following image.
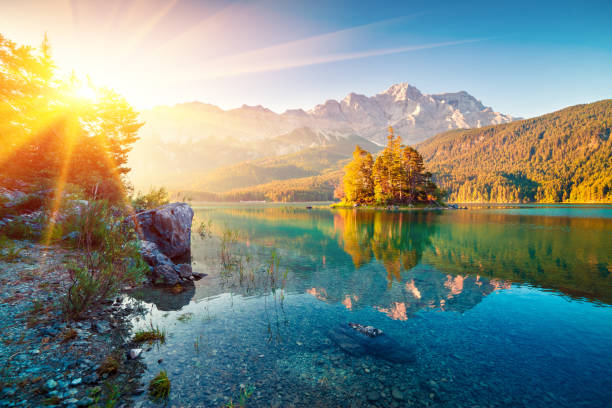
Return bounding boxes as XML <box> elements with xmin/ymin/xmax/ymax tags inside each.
<box><xmin>172</xmin><ymin>100</ymin><xmax>611</xmax><ymax>203</ymax></box>
<box><xmin>128</xmin><ymin>83</ymin><xmax>514</xmax><ymax>191</ymax></box>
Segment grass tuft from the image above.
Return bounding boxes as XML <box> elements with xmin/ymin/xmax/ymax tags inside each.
<box><xmin>148</xmin><ymin>370</ymin><xmax>170</xmax><ymax>400</ymax></box>
<box><xmin>97</xmin><ymin>355</ymin><xmax>119</xmax><ymax>376</ymax></box>
<box><xmin>133</xmin><ymin>325</ymin><xmax>165</xmax><ymax>344</ymax></box>
<box><xmin>61</xmin><ymin>328</ymin><xmax>78</xmax><ymax>343</ymax></box>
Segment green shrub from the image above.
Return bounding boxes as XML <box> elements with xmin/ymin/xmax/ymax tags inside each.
<box><xmin>131</xmin><ymin>187</ymin><xmax>169</xmax><ymax>213</ymax></box>
<box><xmin>1</xmin><ymin>216</ymin><xmax>38</xmax><ymax>240</ymax></box>
<box><xmin>62</xmin><ymin>200</ymin><xmax>148</xmax><ymax>319</ymax></box>
<box><xmin>0</xmin><ymin>236</ymin><xmax>25</xmax><ymax>262</ymax></box>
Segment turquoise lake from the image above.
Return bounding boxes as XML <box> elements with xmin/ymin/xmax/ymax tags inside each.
<box><xmin>129</xmin><ymin>205</ymin><xmax>612</xmax><ymax>407</ymax></box>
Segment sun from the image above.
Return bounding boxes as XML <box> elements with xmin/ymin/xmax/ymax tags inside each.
<box><xmin>73</xmin><ymin>82</ymin><xmax>99</xmax><ymax>102</ymax></box>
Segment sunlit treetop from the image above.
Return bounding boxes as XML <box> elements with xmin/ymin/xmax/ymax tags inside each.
<box><xmin>0</xmin><ymin>33</ymin><xmax>143</xmax><ymax>203</ymax></box>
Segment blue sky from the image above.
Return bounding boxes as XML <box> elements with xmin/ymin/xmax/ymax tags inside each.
<box><xmin>2</xmin><ymin>0</ymin><xmax>611</xmax><ymax>117</ymax></box>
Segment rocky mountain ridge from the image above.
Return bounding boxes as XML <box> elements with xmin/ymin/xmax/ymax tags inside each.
<box><xmin>128</xmin><ymin>83</ymin><xmax>515</xmax><ymax>190</ymax></box>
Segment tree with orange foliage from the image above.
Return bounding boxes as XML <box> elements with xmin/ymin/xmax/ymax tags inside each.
<box><xmin>0</xmin><ymin>33</ymin><xmax>142</xmax><ymax>202</ymax></box>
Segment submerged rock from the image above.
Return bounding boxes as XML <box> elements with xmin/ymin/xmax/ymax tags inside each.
<box><xmin>348</xmin><ymin>322</ymin><xmax>383</xmax><ymax>337</ymax></box>
<box><xmin>77</xmin><ymin>397</ymin><xmax>94</xmax><ymax>407</ymax></box>
<box><xmin>44</xmin><ymin>379</ymin><xmax>58</xmax><ymax>391</ymax></box>
<box><xmin>328</xmin><ymin>323</ymin><xmax>415</xmax><ymax>364</ymax></box>
<box><xmin>392</xmin><ymin>387</ymin><xmax>404</xmax><ymax>400</ymax></box>
<box><xmin>366</xmin><ymin>391</ymin><xmax>380</xmax><ymax>402</ymax></box>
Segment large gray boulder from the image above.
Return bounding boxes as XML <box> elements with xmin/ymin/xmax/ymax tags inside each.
<box><xmin>133</xmin><ymin>202</ymin><xmax>193</xmax><ymax>260</ymax></box>
<box><xmin>133</xmin><ymin>203</ymin><xmax>202</xmax><ymax>286</ymax></box>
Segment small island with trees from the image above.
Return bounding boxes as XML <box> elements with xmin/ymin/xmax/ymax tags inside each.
<box><xmin>334</xmin><ymin>127</ymin><xmax>446</xmax><ymax>208</ymax></box>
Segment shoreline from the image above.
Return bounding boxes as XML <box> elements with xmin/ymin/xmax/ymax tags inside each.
<box><xmin>0</xmin><ymin>242</ymin><xmax>148</xmax><ymax>407</ymax></box>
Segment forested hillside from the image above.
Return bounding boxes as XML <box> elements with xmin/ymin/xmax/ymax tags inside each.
<box><xmin>418</xmin><ymin>100</ymin><xmax>612</xmax><ymax>203</ymax></box>
<box><xmin>191</xmin><ymin>133</ymin><xmax>377</xmax><ymax>193</ymax></box>
<box><xmin>178</xmin><ymin>170</ymin><xmax>342</xmax><ymax>202</ymax></box>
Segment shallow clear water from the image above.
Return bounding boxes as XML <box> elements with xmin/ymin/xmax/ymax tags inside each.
<box><xmin>130</xmin><ymin>205</ymin><xmax>612</xmax><ymax>407</ymax></box>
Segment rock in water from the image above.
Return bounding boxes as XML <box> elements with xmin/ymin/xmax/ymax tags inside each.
<box><xmin>152</xmin><ymin>263</ymin><xmax>181</xmax><ymax>286</ymax></box>
<box><xmin>132</xmin><ymin>203</ymin><xmax>197</xmax><ymax>285</ymax></box>
<box><xmin>44</xmin><ymin>379</ymin><xmax>58</xmax><ymax>391</ymax></box>
<box><xmin>348</xmin><ymin>322</ymin><xmax>383</xmax><ymax>337</ymax></box>
<box><xmin>133</xmin><ymin>202</ymin><xmax>193</xmax><ymax>259</ymax></box>
<box><xmin>328</xmin><ymin>323</ymin><xmax>415</xmax><ymax>364</ymax></box>
<box><xmin>128</xmin><ymin>349</ymin><xmax>143</xmax><ymax>359</ymax></box>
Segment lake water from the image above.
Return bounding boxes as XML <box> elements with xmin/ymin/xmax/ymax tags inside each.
<box><xmin>129</xmin><ymin>205</ymin><xmax>612</xmax><ymax>407</ymax></box>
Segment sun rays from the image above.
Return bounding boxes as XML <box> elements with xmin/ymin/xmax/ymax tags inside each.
<box><xmin>0</xmin><ymin>1</ymin><xmax>484</xmax><ymax>109</ymax></box>
<box><xmin>1</xmin><ymin>32</ymin><xmax>143</xmax><ymax>250</ymax></box>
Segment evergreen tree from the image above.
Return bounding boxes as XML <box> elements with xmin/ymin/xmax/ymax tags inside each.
<box><xmin>342</xmin><ymin>127</ymin><xmax>442</xmax><ymax>206</ymax></box>
<box><xmin>402</xmin><ymin>146</ymin><xmax>425</xmax><ymax>203</ymax></box>
<box><xmin>343</xmin><ymin>146</ymin><xmax>374</xmax><ymax>204</ymax></box>
<box><xmin>373</xmin><ymin>127</ymin><xmax>404</xmax><ymax>203</ymax></box>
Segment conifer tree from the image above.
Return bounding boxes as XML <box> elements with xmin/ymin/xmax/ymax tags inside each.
<box><xmin>344</xmin><ymin>127</ymin><xmax>442</xmax><ymax>206</ymax></box>
<box><xmin>343</xmin><ymin>146</ymin><xmax>374</xmax><ymax>204</ymax></box>
<box><xmin>402</xmin><ymin>146</ymin><xmax>425</xmax><ymax>203</ymax></box>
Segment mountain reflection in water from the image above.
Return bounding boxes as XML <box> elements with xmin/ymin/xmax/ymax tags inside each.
<box><xmin>127</xmin><ymin>206</ymin><xmax>612</xmax><ymax>315</ymax></box>
<box><xmin>126</xmin><ymin>205</ymin><xmax>612</xmax><ymax>408</ymax></box>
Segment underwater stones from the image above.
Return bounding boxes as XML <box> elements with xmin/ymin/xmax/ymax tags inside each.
<box><xmin>348</xmin><ymin>322</ymin><xmax>383</xmax><ymax>337</ymax></box>
<box><xmin>328</xmin><ymin>324</ymin><xmax>415</xmax><ymax>364</ymax></box>
<box><xmin>44</xmin><ymin>379</ymin><xmax>58</xmax><ymax>391</ymax></box>
<box><xmin>76</xmin><ymin>397</ymin><xmax>94</xmax><ymax>407</ymax></box>
<box><xmin>129</xmin><ymin>349</ymin><xmax>143</xmax><ymax>359</ymax></box>
<box><xmin>366</xmin><ymin>390</ymin><xmax>380</xmax><ymax>402</ymax></box>
<box><xmin>392</xmin><ymin>387</ymin><xmax>404</xmax><ymax>400</ymax></box>
<box><xmin>82</xmin><ymin>374</ymin><xmax>98</xmax><ymax>385</ymax></box>
<box><xmin>92</xmin><ymin>321</ymin><xmax>110</xmax><ymax>334</ymax></box>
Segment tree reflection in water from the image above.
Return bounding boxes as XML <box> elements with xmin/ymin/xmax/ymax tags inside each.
<box><xmin>184</xmin><ymin>206</ymin><xmax>611</xmax><ymax>319</ymax></box>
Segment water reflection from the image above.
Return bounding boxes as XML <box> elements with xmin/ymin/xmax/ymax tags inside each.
<box><xmin>129</xmin><ymin>283</ymin><xmax>195</xmax><ymax>311</ymax></box>
<box><xmin>128</xmin><ymin>205</ymin><xmax>612</xmax><ymax>408</ymax></box>
<box><xmin>184</xmin><ymin>206</ymin><xmax>611</xmax><ymax>320</ymax></box>
<box><xmin>332</xmin><ymin>210</ymin><xmax>434</xmax><ymax>285</ymax></box>
<box><xmin>306</xmin><ymin>268</ymin><xmax>509</xmax><ymax>320</ymax></box>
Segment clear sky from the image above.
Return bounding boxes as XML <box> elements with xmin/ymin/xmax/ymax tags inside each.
<box><xmin>1</xmin><ymin>0</ymin><xmax>611</xmax><ymax>118</ymax></box>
